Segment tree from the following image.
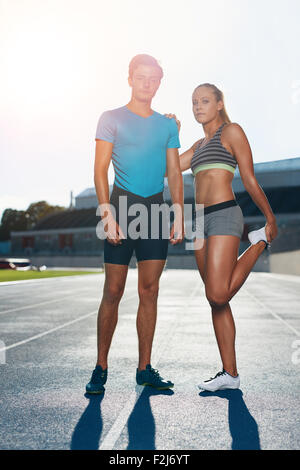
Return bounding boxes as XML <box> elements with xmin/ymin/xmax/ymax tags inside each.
<box><xmin>0</xmin><ymin>202</ymin><xmax>66</xmax><ymax>241</ymax></box>
<box><xmin>26</xmin><ymin>201</ymin><xmax>65</xmax><ymax>229</ymax></box>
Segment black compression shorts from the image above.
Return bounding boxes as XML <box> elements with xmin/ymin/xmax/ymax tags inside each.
<box><xmin>103</xmin><ymin>185</ymin><xmax>169</xmax><ymax>265</ymax></box>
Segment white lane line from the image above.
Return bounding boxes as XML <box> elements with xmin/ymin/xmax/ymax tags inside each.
<box><xmin>0</xmin><ymin>288</ymin><xmax>98</xmax><ymax>316</ymax></box>
<box><xmin>0</xmin><ymin>293</ymin><xmax>137</xmax><ymax>353</ymax></box>
<box><xmin>254</xmin><ymin>272</ymin><xmax>300</xmax><ymax>284</ymax></box>
<box><xmin>0</xmin><ymin>273</ymin><xmax>102</xmax><ymax>287</ymax></box>
<box><xmin>0</xmin><ymin>310</ymin><xmax>98</xmax><ymax>353</ymax></box>
<box><xmin>99</xmin><ymin>282</ymin><xmax>201</xmax><ymax>451</ymax></box>
<box><xmin>245</xmin><ymin>289</ymin><xmax>300</xmax><ymax>337</ymax></box>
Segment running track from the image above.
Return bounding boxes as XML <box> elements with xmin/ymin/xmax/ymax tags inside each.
<box><xmin>0</xmin><ymin>270</ymin><xmax>299</xmax><ymax>450</ymax></box>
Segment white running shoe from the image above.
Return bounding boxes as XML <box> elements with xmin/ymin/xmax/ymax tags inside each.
<box><xmin>198</xmin><ymin>369</ymin><xmax>240</xmax><ymax>392</ymax></box>
<box><xmin>248</xmin><ymin>226</ymin><xmax>269</xmax><ymax>247</ymax></box>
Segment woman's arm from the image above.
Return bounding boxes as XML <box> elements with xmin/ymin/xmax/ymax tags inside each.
<box><xmin>225</xmin><ymin>123</ymin><xmax>278</xmax><ymax>243</ymax></box>
<box><xmin>178</xmin><ymin>146</ymin><xmax>194</xmax><ymax>172</ymax></box>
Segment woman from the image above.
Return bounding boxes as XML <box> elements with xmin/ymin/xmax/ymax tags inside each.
<box><xmin>167</xmin><ymin>83</ymin><xmax>278</xmax><ymax>392</ymax></box>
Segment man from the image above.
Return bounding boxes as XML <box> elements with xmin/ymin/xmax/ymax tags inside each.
<box><xmin>86</xmin><ymin>54</ymin><xmax>184</xmax><ymax>394</ymax></box>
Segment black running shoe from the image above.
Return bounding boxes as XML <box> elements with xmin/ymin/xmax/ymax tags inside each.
<box><xmin>86</xmin><ymin>365</ymin><xmax>107</xmax><ymax>394</ymax></box>
<box><xmin>136</xmin><ymin>364</ymin><xmax>174</xmax><ymax>390</ymax></box>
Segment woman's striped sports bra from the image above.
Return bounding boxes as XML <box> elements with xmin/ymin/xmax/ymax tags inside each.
<box><xmin>191</xmin><ymin>122</ymin><xmax>237</xmax><ymax>176</ymax></box>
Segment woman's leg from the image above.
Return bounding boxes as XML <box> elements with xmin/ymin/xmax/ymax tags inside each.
<box><xmin>195</xmin><ymin>238</ymin><xmax>238</xmax><ymax>376</ymax></box>
<box><xmin>195</xmin><ymin>235</ymin><xmax>265</xmax><ymax>375</ymax></box>
<box><xmin>228</xmin><ymin>241</ymin><xmax>266</xmax><ymax>299</ymax></box>
<box><xmin>204</xmin><ymin>235</ymin><xmax>266</xmax><ymax>307</ymax></box>
<box><xmin>211</xmin><ymin>303</ymin><xmax>237</xmax><ymax>376</ymax></box>
<box><xmin>204</xmin><ymin>236</ymin><xmax>266</xmax><ymax>375</ymax></box>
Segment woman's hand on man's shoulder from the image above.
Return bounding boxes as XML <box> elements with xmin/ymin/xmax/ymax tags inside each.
<box><xmin>164</xmin><ymin>113</ymin><xmax>181</xmax><ymax>133</ymax></box>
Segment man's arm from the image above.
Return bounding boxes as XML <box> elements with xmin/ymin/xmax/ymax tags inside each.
<box><xmin>165</xmin><ymin>139</ymin><xmax>204</xmax><ymax>176</ymax></box>
<box><xmin>166</xmin><ymin>147</ymin><xmax>184</xmax><ymax>244</ymax></box>
<box><xmin>164</xmin><ymin>113</ymin><xmax>203</xmax><ymax>175</ymax></box>
<box><xmin>94</xmin><ymin>139</ymin><xmax>113</xmax><ymax>205</ymax></box>
<box><xmin>94</xmin><ymin>140</ymin><xmax>124</xmax><ymax>244</ymax></box>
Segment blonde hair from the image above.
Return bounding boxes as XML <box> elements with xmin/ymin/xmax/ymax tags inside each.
<box><xmin>194</xmin><ymin>83</ymin><xmax>231</xmax><ymax>124</ymax></box>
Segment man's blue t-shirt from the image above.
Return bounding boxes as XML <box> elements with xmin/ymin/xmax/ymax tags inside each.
<box><xmin>95</xmin><ymin>105</ymin><xmax>180</xmax><ymax>198</ymax></box>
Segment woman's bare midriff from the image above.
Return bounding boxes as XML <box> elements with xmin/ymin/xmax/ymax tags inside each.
<box><xmin>194</xmin><ymin>168</ymin><xmax>236</xmax><ymax>207</ymax></box>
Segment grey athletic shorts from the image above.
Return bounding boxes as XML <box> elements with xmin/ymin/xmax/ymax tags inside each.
<box><xmin>194</xmin><ymin>200</ymin><xmax>244</xmax><ymax>239</ymax></box>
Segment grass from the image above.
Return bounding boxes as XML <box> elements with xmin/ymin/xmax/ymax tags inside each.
<box><xmin>0</xmin><ymin>269</ymin><xmax>103</xmax><ymax>282</ymax></box>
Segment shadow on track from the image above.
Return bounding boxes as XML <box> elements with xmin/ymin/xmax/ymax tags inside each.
<box><xmin>70</xmin><ymin>393</ymin><xmax>104</xmax><ymax>450</ymax></box>
<box><xmin>199</xmin><ymin>389</ymin><xmax>261</xmax><ymax>450</ymax></box>
<box><xmin>127</xmin><ymin>387</ymin><xmax>174</xmax><ymax>450</ymax></box>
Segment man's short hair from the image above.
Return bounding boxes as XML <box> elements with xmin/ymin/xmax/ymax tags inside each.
<box><xmin>129</xmin><ymin>54</ymin><xmax>163</xmax><ymax>79</ymax></box>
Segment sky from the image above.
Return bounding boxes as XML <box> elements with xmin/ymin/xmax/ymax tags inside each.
<box><xmin>1</xmin><ymin>0</ymin><xmax>300</xmax><ymax>221</ymax></box>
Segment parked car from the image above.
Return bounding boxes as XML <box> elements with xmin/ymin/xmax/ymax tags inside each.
<box><xmin>0</xmin><ymin>258</ymin><xmax>32</xmax><ymax>270</ymax></box>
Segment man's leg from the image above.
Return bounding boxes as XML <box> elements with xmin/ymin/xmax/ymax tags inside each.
<box><xmin>96</xmin><ymin>263</ymin><xmax>129</xmax><ymax>369</ymax></box>
<box><xmin>136</xmin><ymin>259</ymin><xmax>166</xmax><ymax>370</ymax></box>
